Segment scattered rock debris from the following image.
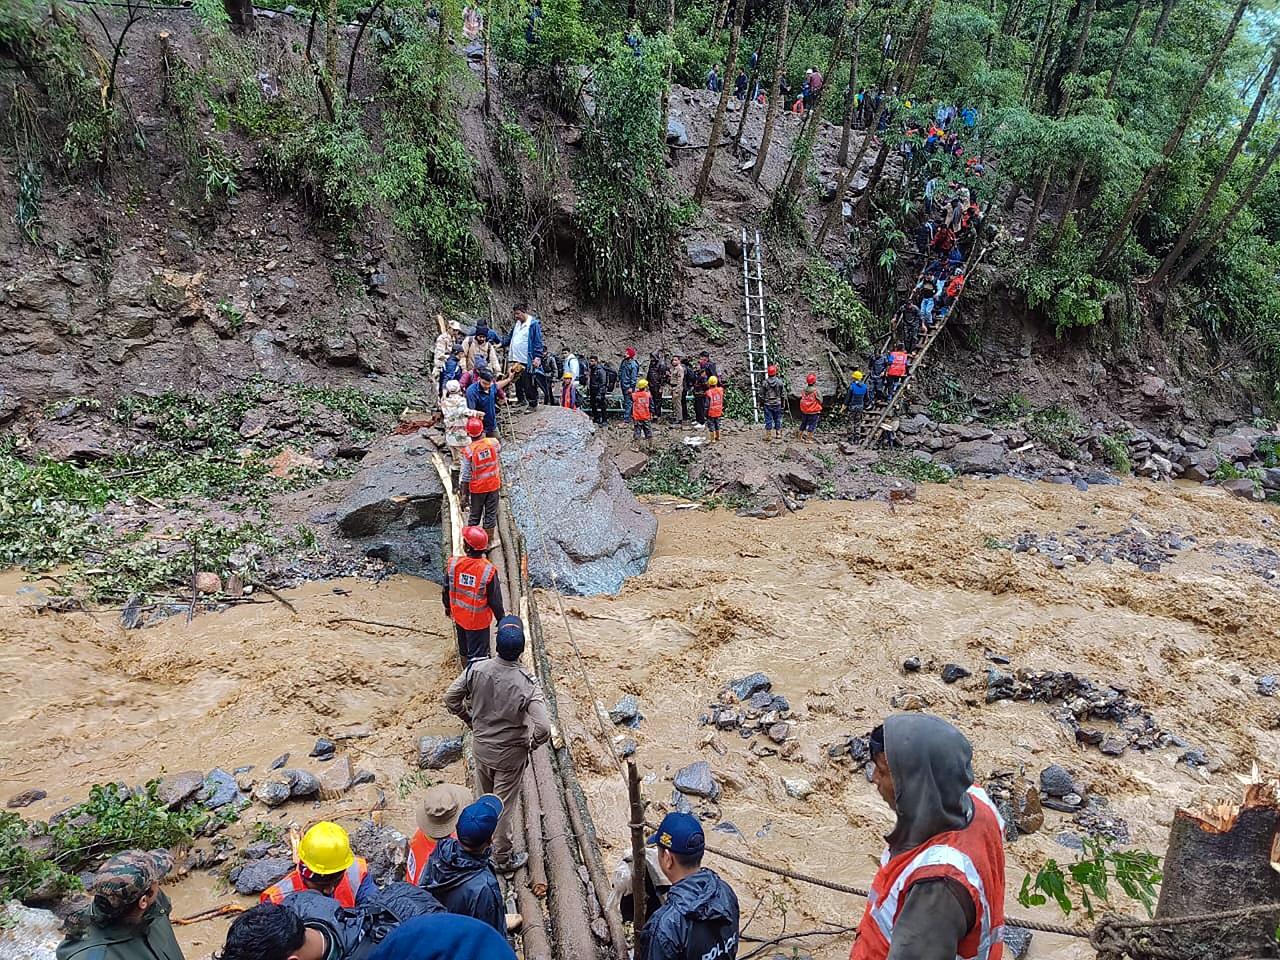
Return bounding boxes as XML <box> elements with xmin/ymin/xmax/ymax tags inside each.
<box><xmin>1007</xmin><ymin>526</ymin><xmax>1189</xmax><ymax>573</ymax></box>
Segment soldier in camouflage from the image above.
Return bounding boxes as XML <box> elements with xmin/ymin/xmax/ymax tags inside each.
<box><xmin>56</xmin><ymin>849</ymin><xmax>184</xmax><ymax>960</ymax></box>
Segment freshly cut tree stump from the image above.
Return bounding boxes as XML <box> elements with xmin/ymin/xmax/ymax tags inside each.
<box><xmin>1147</xmin><ymin>773</ymin><xmax>1280</xmax><ymax>959</ymax></box>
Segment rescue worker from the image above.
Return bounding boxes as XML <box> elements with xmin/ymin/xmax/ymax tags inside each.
<box><xmin>560</xmin><ymin>371</ymin><xmax>579</xmax><ymax>410</ymax></box>
<box><xmin>704</xmin><ymin>375</ymin><xmax>725</xmax><ymax>443</ymax></box>
<box><xmin>885</xmin><ymin>345</ymin><xmax>909</xmax><ymax>399</ymax></box>
<box><xmin>846</xmin><ymin>371</ymin><xmax>869</xmax><ymax>436</ymax></box>
<box><xmin>798</xmin><ymin>373</ymin><xmax>822</xmax><ymax>442</ymax></box>
<box><xmin>693</xmin><ymin>352</ymin><xmax>717</xmax><ymax>426</ymax></box>
<box><xmin>260</xmin><ymin>822</ymin><xmax>375</xmax><ymax>908</ymax></box>
<box><xmin>56</xmin><ymin>850</ymin><xmax>184</xmax><ymax>960</ymax></box>
<box><xmin>851</xmin><ymin>715</ymin><xmax>1006</xmax><ymax>960</ymax></box>
<box><xmin>669</xmin><ymin>355</ymin><xmax>687</xmax><ymax>424</ymax></box>
<box><xmin>631</xmin><ymin>378</ymin><xmax>654</xmax><ymax>452</ymax></box>
<box><xmin>943</xmin><ymin>268</ymin><xmax>966</xmax><ymax>304</ymax></box>
<box><xmin>761</xmin><ymin>364</ymin><xmax>785</xmax><ymax>441</ymax></box>
<box><xmin>620</xmin><ymin>347</ymin><xmax>641</xmax><ymax>420</ymax></box>
<box><xmin>406</xmin><ymin>783</ymin><xmax>473</xmax><ymax>886</ymax></box>
<box><xmin>459</xmin><ymin>418</ymin><xmax>501</xmax><ymax>549</ymax></box>
<box><xmin>638</xmin><ymin>813</ymin><xmax>739</xmax><ymax>960</ymax></box>
<box><xmin>419</xmin><ymin>796</ymin><xmax>507</xmax><ymax>934</ymax></box>
<box><xmin>442</xmin><ymin>526</ymin><xmax>504</xmax><ymax>663</ymax></box>
<box><xmin>443</xmin><ymin>616</ymin><xmax>549</xmax><ymax>875</ymax></box>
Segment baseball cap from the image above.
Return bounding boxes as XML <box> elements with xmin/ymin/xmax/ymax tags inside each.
<box><xmin>91</xmin><ymin>849</ymin><xmax>173</xmax><ymax>912</ymax></box>
<box><xmin>457</xmin><ymin>795</ymin><xmax>503</xmax><ymax>846</ymax></box>
<box><xmin>495</xmin><ymin>616</ymin><xmax>525</xmax><ymax>661</ymax></box>
<box><xmin>647</xmin><ymin>812</ymin><xmax>705</xmax><ymax>856</ymax></box>
<box><xmin>417</xmin><ymin>783</ymin><xmax>474</xmax><ymax>840</ymax></box>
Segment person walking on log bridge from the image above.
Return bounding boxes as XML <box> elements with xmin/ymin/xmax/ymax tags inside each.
<box><xmin>444</xmin><ymin>615</ymin><xmax>549</xmax><ymax>875</ymax></box>
<box><xmin>639</xmin><ymin>812</ymin><xmax>740</xmax><ymax>960</ymax></box>
<box><xmin>442</xmin><ymin>526</ymin><xmax>505</xmax><ymax>664</ymax></box>
<box><xmin>406</xmin><ymin>783</ymin><xmax>473</xmax><ymax>886</ymax></box>
<box><xmin>56</xmin><ymin>850</ymin><xmax>184</xmax><ymax>960</ymax></box>
<box><xmin>260</xmin><ymin>821</ymin><xmax>375</xmax><ymax>908</ymax></box>
<box><xmin>851</xmin><ymin>714</ymin><xmax>1006</xmax><ymax>960</ymax></box>
<box><xmin>459</xmin><ymin>417</ymin><xmax>502</xmax><ymax>550</ymax></box>
<box><xmin>419</xmin><ymin>795</ymin><xmax>509</xmax><ymax>934</ymax></box>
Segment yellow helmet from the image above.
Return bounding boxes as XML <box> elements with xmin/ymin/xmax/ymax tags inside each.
<box><xmin>853</xmin><ymin>370</ymin><xmax>864</xmax><ymax>381</ymax></box>
<box><xmin>298</xmin><ymin>821</ymin><xmax>355</xmax><ymax>876</ymax></box>
<box><xmin>637</xmin><ymin>378</ymin><xmax>649</xmax><ymax>389</ymax></box>
<box><xmin>707</xmin><ymin>375</ymin><xmax>718</xmax><ymax>386</ymax></box>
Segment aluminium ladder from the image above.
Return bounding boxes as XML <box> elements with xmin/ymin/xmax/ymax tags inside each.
<box><xmin>741</xmin><ymin>227</ymin><xmax>770</xmax><ymax>423</ymax></box>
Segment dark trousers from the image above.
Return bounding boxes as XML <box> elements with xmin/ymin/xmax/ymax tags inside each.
<box><xmin>467</xmin><ymin>489</ymin><xmax>499</xmax><ymax>529</ymax></box>
<box><xmin>590</xmin><ymin>390</ymin><xmax>607</xmax><ymax>424</ymax></box>
<box><xmin>516</xmin><ymin>367</ymin><xmax>537</xmax><ymax>408</ymax></box>
<box><xmin>456</xmin><ymin>624</ymin><xmax>490</xmax><ymax>663</ymax></box>
<box><xmin>678</xmin><ymin>389</ymin><xmax>689</xmax><ymax>422</ymax></box>
<box><xmin>536</xmin><ymin>376</ymin><xmax>553</xmax><ymax>405</ymax></box>
<box><xmin>652</xmin><ymin>389</ymin><xmax>663</xmax><ymax>420</ymax></box>
<box><xmin>694</xmin><ymin>393</ymin><xmax>708</xmax><ymax>424</ymax></box>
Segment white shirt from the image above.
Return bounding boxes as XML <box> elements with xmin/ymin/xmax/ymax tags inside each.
<box><xmin>509</xmin><ymin>320</ymin><xmax>532</xmax><ymax>365</ymax></box>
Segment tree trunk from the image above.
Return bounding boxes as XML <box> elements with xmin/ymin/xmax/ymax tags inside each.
<box><xmin>1150</xmin><ymin>43</ymin><xmax>1279</xmax><ymax>285</ymax></box>
<box><xmin>750</xmin><ymin>0</ymin><xmax>791</xmax><ymax>184</ymax></box>
<box><xmin>901</xmin><ymin>0</ymin><xmax>936</xmax><ymax>92</ymax></box>
<box><xmin>325</xmin><ymin>0</ymin><xmax>339</xmax><ymax>87</ymax></box>
<box><xmin>222</xmin><ymin>0</ymin><xmax>254</xmax><ymax>30</ymax></box>
<box><xmin>1049</xmin><ymin>160</ymin><xmax>1086</xmax><ymax>246</ymax></box>
<box><xmin>1151</xmin><ymin>781</ymin><xmax>1280</xmax><ymax>958</ymax></box>
<box><xmin>835</xmin><ymin>17</ymin><xmax>862</xmax><ymax>166</ymax></box>
<box><xmin>777</xmin><ymin>0</ymin><xmax>858</xmax><ymax>203</ymax></box>
<box><xmin>1023</xmin><ymin>0</ymin><xmax>1061</xmax><ymax>106</ymax></box>
<box><xmin>1105</xmin><ymin>0</ymin><xmax>1145</xmax><ymax>98</ymax></box>
<box><xmin>1096</xmin><ymin>0</ymin><xmax>1249</xmax><ymax>266</ymax></box>
<box><xmin>660</xmin><ymin>0</ymin><xmax>675</xmax><ymax>141</ymax></box>
<box><xmin>814</xmin><ymin>120</ymin><xmax>877</xmax><ymax>245</ymax></box>
<box><xmin>695</xmin><ymin>0</ymin><xmax>747</xmax><ymax>202</ymax></box>
<box><xmin>708</xmin><ymin>0</ymin><xmax>730</xmax><ymax>43</ymax></box>
<box><xmin>1024</xmin><ymin>171</ymin><xmax>1052</xmax><ymax>245</ymax></box>
<box><xmin>1149</xmin><ymin>0</ymin><xmax>1176</xmax><ymax>50</ymax></box>
<box><xmin>1172</xmin><ymin>134</ymin><xmax>1280</xmax><ymax>285</ymax></box>
<box><xmin>855</xmin><ymin>138</ymin><xmax>891</xmax><ymax>219</ymax></box>
<box><xmin>733</xmin><ymin>33</ymin><xmax>769</xmax><ymax>155</ymax></box>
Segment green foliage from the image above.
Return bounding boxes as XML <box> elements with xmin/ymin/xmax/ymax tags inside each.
<box><xmin>1098</xmin><ymin>433</ymin><xmax>1131</xmax><ymax>474</ymax></box>
<box><xmin>262</xmin><ymin>109</ymin><xmax>376</xmax><ymax>229</ymax></box>
<box><xmin>692</xmin><ymin>313</ymin><xmax>725</xmax><ymax>343</ymax></box>
<box><xmin>670</xmin><ymin>0</ymin><xmax>720</xmax><ymax>87</ymax></box>
<box><xmin>873</xmin><ymin>452</ymin><xmax>953</xmax><ymax>484</ymax></box>
<box><xmin>1015</xmin><ymin>220</ymin><xmax>1115</xmax><ymax>335</ymax></box>
<box><xmin>520</xmin><ymin>0</ymin><xmax>593</xmax><ymax>72</ymax></box>
<box><xmin>162</xmin><ymin>52</ymin><xmax>241</xmax><ymax>204</ymax></box>
<box><xmin>14</xmin><ymin>159</ymin><xmax>42</xmax><ymax>242</ymax></box>
<box><xmin>486</xmin><ymin>117</ymin><xmax>547</xmax><ymax>286</ymax></box>
<box><xmin>1026</xmin><ymin>403</ymin><xmax>1082</xmax><ymax>458</ymax></box>
<box><xmin>575</xmin><ymin>35</ymin><xmax>687</xmax><ymax>322</ymax></box>
<box><xmin>803</xmin><ymin>262</ymin><xmax>872</xmax><ymax>353</ymax></box>
<box><xmin>723</xmin><ymin>383</ymin><xmax>755</xmax><ymax>421</ymax></box>
<box><xmin>989</xmin><ymin>392</ymin><xmax>1031</xmax><ymax>424</ymax></box>
<box><xmin>1017</xmin><ymin>839</ymin><xmax>1162</xmax><ymax>919</ymax></box>
<box><xmin>924</xmin><ymin>376</ymin><xmax>976</xmax><ymax>423</ymax></box>
<box><xmin>628</xmin><ymin>449</ymin><xmax>706</xmax><ymax>500</ymax></box>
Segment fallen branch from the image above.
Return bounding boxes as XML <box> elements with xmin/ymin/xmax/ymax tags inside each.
<box><xmin>327</xmin><ymin>616</ymin><xmax>419</xmax><ymax>632</ymax></box>
<box><xmin>174</xmin><ymin>904</ymin><xmax>247</xmax><ymax>925</ymax></box>
<box><xmin>258</xmin><ymin>583</ymin><xmax>298</xmax><ymax>615</ymax></box>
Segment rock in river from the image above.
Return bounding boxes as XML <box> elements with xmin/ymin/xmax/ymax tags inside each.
<box><xmin>609</xmin><ymin>695</ymin><xmax>642</xmax><ymax>726</ymax></box>
<box><xmin>727</xmin><ymin>672</ymin><xmax>771</xmax><ymax>701</ymax></box>
<box><xmin>230</xmin><ymin>857</ymin><xmax>293</xmax><ymax>895</ymax></box>
<box><xmin>940</xmin><ymin>664</ymin><xmax>971</xmax><ymax>684</ymax></box>
<box><xmin>157</xmin><ymin>770</ymin><xmax>205</xmax><ymax>808</ymax></box>
<box><xmin>1039</xmin><ymin>764</ymin><xmax>1080</xmax><ymax>799</ymax></box>
<box><xmin>6</xmin><ymin>789</ymin><xmax>47</xmax><ymax>809</ymax></box>
<box><xmin>674</xmin><ymin>761</ymin><xmax>720</xmax><ymax>800</ymax></box>
<box><xmin>196</xmin><ymin>768</ymin><xmax>244</xmax><ymax>809</ymax></box>
<box><xmin>782</xmin><ymin>778</ymin><xmax>814</xmax><ymax>800</ymax></box>
<box><xmin>501</xmin><ymin>407</ymin><xmax>657</xmax><ymax>595</ymax></box>
<box><xmin>419</xmin><ymin>735</ymin><xmax>465</xmax><ymax>770</ymax></box>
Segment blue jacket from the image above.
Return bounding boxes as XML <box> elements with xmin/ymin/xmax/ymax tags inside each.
<box><xmin>638</xmin><ymin>868</ymin><xmax>739</xmax><ymax>960</ymax></box>
<box><xmin>440</xmin><ymin>356</ymin><xmax>463</xmax><ymax>391</ymax></box>
<box><xmin>465</xmin><ymin>382</ymin><xmax>499</xmax><ymax>435</ymax></box>
<box><xmin>420</xmin><ymin>837</ymin><xmax>505</xmax><ymax>935</ymax></box>
<box><xmin>502</xmin><ymin>318</ymin><xmax>544</xmax><ymax>363</ymax></box>
<box><xmin>620</xmin><ymin>357</ymin><xmax>641</xmax><ymax>392</ymax></box>
<box><xmin>369</xmin><ymin>913</ymin><xmax>515</xmax><ymax>960</ymax></box>
<box><xmin>847</xmin><ymin>381</ymin><xmax>869</xmax><ymax>409</ymax></box>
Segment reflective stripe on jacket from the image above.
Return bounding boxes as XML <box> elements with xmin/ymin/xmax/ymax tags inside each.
<box><xmin>706</xmin><ymin>387</ymin><xmax>724</xmax><ymax>419</ymax></box>
<box><xmin>448</xmin><ymin>556</ymin><xmax>498</xmax><ymax>630</ymax></box>
<box><xmin>849</xmin><ymin>787</ymin><xmax>1006</xmax><ymax>960</ymax></box>
<box><xmin>260</xmin><ymin>859</ymin><xmax>369</xmax><ymax>909</ymax></box>
<box><xmin>464</xmin><ymin>438</ymin><xmax>502</xmax><ymax>493</ymax></box>
<box><xmin>406</xmin><ymin>830</ymin><xmax>440</xmax><ymax>886</ymax></box>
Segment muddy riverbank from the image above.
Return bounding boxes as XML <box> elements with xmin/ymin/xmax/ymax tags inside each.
<box><xmin>3</xmin><ymin>476</ymin><xmax>1278</xmax><ymax>958</ymax></box>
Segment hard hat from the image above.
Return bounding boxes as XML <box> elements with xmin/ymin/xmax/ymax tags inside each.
<box><xmin>707</xmin><ymin>375</ymin><xmax>718</xmax><ymax>386</ymax></box>
<box><xmin>637</xmin><ymin>378</ymin><xmax>649</xmax><ymax>389</ymax></box>
<box><xmin>625</xmin><ymin>347</ymin><xmax>636</xmax><ymax>358</ymax></box>
<box><xmin>562</xmin><ymin>372</ymin><xmax>573</xmax><ymax>380</ymax></box>
<box><xmin>298</xmin><ymin>822</ymin><xmax>354</xmax><ymax>876</ymax></box>
<box><xmin>462</xmin><ymin>525</ymin><xmax>489</xmax><ymax>551</ymax></box>
<box><xmin>767</xmin><ymin>365</ymin><xmax>777</xmax><ymax>376</ymax></box>
<box><xmin>465</xmin><ymin>417</ymin><xmax>484</xmax><ymax>437</ymax></box>
<box><xmin>853</xmin><ymin>370</ymin><xmax>864</xmax><ymax>381</ymax></box>
<box><xmin>806</xmin><ymin>373</ymin><xmax>817</xmax><ymax>386</ymax></box>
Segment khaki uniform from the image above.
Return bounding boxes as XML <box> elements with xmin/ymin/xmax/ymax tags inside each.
<box><xmin>444</xmin><ymin>658</ymin><xmax>551</xmax><ymax>865</ymax></box>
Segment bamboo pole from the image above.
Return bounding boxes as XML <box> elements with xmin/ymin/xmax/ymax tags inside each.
<box><xmin>628</xmin><ymin>761</ymin><xmax>648</xmax><ymax>934</ymax></box>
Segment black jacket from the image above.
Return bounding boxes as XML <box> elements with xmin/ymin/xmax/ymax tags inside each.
<box><xmin>284</xmin><ymin>884</ymin><xmax>446</xmax><ymax>960</ymax></box>
<box><xmin>638</xmin><ymin>868</ymin><xmax>739</xmax><ymax>960</ymax></box>
<box><xmin>420</xmin><ymin>838</ymin><xmax>505</xmax><ymax>935</ymax></box>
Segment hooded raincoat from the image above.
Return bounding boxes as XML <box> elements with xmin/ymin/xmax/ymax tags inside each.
<box><xmin>637</xmin><ymin>867</ymin><xmax>739</xmax><ymax>960</ymax></box>
<box><xmin>419</xmin><ymin>838</ymin><xmax>505</xmax><ymax>935</ymax></box>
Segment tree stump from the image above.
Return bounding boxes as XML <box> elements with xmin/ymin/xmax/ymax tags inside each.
<box><xmin>1142</xmin><ymin>777</ymin><xmax>1280</xmax><ymax>959</ymax></box>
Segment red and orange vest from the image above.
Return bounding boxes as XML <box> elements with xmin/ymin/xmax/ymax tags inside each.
<box><xmin>447</xmin><ymin>555</ymin><xmax>497</xmax><ymax>630</ymax></box>
<box><xmin>850</xmin><ymin>787</ymin><xmax>1005</xmax><ymax>960</ymax></box>
<box><xmin>260</xmin><ymin>858</ymin><xmax>369</xmax><ymax>908</ymax></box>
<box><xmin>463</xmin><ymin>437</ymin><xmax>502</xmax><ymax>494</ymax></box>
<box><xmin>405</xmin><ymin>830</ymin><xmax>439</xmax><ymax>886</ymax></box>
<box><xmin>705</xmin><ymin>387</ymin><xmax>724</xmax><ymax>419</ymax></box>
<box><xmin>800</xmin><ymin>389</ymin><xmax>822</xmax><ymax>414</ymax></box>
<box><xmin>887</xmin><ymin>352</ymin><xmax>908</xmax><ymax>377</ymax></box>
<box><xmin>632</xmin><ymin>390</ymin><xmax>652</xmax><ymax>422</ymax></box>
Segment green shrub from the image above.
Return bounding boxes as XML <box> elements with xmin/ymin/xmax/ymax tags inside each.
<box><xmin>1097</xmin><ymin>433</ymin><xmax>1131</xmax><ymax>474</ymax></box>
<box><xmin>261</xmin><ymin>110</ymin><xmax>375</xmax><ymax>228</ymax></box>
<box><xmin>873</xmin><ymin>452</ymin><xmax>953</xmax><ymax>484</ymax></box>
<box><xmin>628</xmin><ymin>449</ymin><xmax>706</xmax><ymax>500</ymax></box>
<box><xmin>1026</xmin><ymin>404</ymin><xmax>1082</xmax><ymax>458</ymax></box>
<box><xmin>803</xmin><ymin>262</ymin><xmax>872</xmax><ymax>353</ymax></box>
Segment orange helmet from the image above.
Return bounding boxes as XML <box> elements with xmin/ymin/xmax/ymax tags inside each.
<box><xmin>462</xmin><ymin>526</ymin><xmax>489</xmax><ymax>551</ymax></box>
<box><xmin>465</xmin><ymin>417</ymin><xmax>484</xmax><ymax>437</ymax></box>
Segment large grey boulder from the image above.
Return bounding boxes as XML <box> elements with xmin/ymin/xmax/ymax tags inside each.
<box><xmin>942</xmin><ymin>440</ymin><xmax>1008</xmax><ymax>475</ymax></box>
<box><xmin>0</xmin><ymin>901</ymin><xmax>60</xmax><ymax>960</ymax></box>
<box><xmin>501</xmin><ymin>407</ymin><xmax>657</xmax><ymax>595</ymax></box>
<box><xmin>333</xmin><ymin>432</ymin><xmax>445</xmax><ymax>577</ymax></box>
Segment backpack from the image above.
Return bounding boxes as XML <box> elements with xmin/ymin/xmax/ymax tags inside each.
<box><xmin>603</xmin><ymin>364</ymin><xmax>619</xmax><ymax>391</ymax></box>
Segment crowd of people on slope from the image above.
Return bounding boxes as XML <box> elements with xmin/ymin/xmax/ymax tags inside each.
<box><xmin>57</xmin><ymin>712</ymin><xmax>1008</xmax><ymax>960</ymax></box>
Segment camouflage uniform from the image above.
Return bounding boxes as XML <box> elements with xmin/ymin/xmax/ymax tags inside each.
<box><xmin>56</xmin><ymin>850</ymin><xmax>184</xmax><ymax>960</ymax></box>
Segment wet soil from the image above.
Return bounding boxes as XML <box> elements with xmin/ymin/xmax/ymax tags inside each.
<box><xmin>3</xmin><ymin>478</ymin><xmax>1278</xmax><ymax>957</ymax></box>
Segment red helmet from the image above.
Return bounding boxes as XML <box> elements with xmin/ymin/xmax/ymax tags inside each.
<box><xmin>767</xmin><ymin>364</ymin><xmax>778</xmax><ymax>376</ymax></box>
<box><xmin>625</xmin><ymin>347</ymin><xmax>636</xmax><ymax>358</ymax></box>
<box><xmin>465</xmin><ymin>417</ymin><xmax>484</xmax><ymax>438</ymax></box>
<box><xmin>462</xmin><ymin>526</ymin><xmax>489</xmax><ymax>551</ymax></box>
<box><xmin>806</xmin><ymin>373</ymin><xmax>817</xmax><ymax>385</ymax></box>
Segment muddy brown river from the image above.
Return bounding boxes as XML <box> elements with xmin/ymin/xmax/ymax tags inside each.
<box><xmin>3</xmin><ymin>478</ymin><xmax>1277</xmax><ymax>958</ymax></box>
